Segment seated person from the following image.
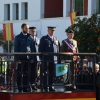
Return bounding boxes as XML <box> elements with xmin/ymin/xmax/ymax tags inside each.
<box><xmin>83</xmin><ymin>59</ymin><xmax>88</xmax><ymax>65</ymax></box>
<box><xmin>76</xmin><ymin>64</ymin><xmax>93</xmax><ymax>90</ymax></box>
<box><xmin>78</xmin><ymin>59</ymin><xmax>88</xmax><ymax>70</ymax></box>
<box><xmin>95</xmin><ymin>64</ymin><xmax>100</xmax><ymax>99</ymax></box>
<box><xmin>94</xmin><ymin>64</ymin><xmax>99</xmax><ymax>75</ymax></box>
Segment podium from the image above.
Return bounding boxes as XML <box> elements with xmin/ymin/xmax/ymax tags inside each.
<box><xmin>54</xmin><ymin>63</ymin><xmax>71</xmax><ymax>91</ymax></box>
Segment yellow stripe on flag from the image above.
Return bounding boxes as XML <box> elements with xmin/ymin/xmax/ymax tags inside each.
<box><xmin>72</xmin><ymin>12</ymin><xmax>76</xmax><ymax>24</ymax></box>
<box><xmin>70</xmin><ymin>11</ymin><xmax>77</xmax><ymax>25</ymax></box>
<box><xmin>3</xmin><ymin>23</ymin><xmax>14</xmax><ymax>41</ymax></box>
<box><xmin>5</xmin><ymin>23</ymin><xmax>11</xmax><ymax>40</ymax></box>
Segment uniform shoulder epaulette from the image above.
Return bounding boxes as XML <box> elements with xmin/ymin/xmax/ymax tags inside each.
<box><xmin>43</xmin><ymin>35</ymin><xmax>47</xmax><ymax>39</ymax></box>
<box><xmin>73</xmin><ymin>39</ymin><xmax>77</xmax><ymax>42</ymax></box>
<box><xmin>40</xmin><ymin>35</ymin><xmax>47</xmax><ymax>41</ymax></box>
<box><xmin>15</xmin><ymin>34</ymin><xmax>21</xmax><ymax>39</ymax></box>
<box><xmin>16</xmin><ymin>34</ymin><xmax>20</xmax><ymax>37</ymax></box>
<box><xmin>54</xmin><ymin>37</ymin><xmax>58</xmax><ymax>39</ymax></box>
<box><xmin>63</xmin><ymin>39</ymin><xmax>67</xmax><ymax>42</ymax></box>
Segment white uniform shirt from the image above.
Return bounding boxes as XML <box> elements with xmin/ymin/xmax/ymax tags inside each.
<box><xmin>48</xmin><ymin>34</ymin><xmax>58</xmax><ymax>63</ymax></box>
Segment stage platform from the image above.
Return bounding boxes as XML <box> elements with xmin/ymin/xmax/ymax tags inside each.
<box><xmin>0</xmin><ymin>90</ymin><xmax>96</xmax><ymax>100</ymax></box>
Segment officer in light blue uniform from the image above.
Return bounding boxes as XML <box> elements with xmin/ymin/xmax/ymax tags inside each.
<box><xmin>28</xmin><ymin>26</ymin><xmax>40</xmax><ymax>90</ymax></box>
<box><xmin>39</xmin><ymin>26</ymin><xmax>60</xmax><ymax>91</ymax></box>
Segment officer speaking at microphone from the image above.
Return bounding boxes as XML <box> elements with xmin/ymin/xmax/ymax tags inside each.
<box><xmin>39</xmin><ymin>26</ymin><xmax>60</xmax><ymax>92</ymax></box>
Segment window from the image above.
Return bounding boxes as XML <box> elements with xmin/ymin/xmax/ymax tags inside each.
<box><xmin>21</xmin><ymin>2</ymin><xmax>28</xmax><ymax>20</ymax></box>
<box><xmin>44</xmin><ymin>0</ymin><xmax>63</xmax><ymax>18</ymax></box>
<box><xmin>7</xmin><ymin>4</ymin><xmax>10</xmax><ymax>20</ymax></box>
<box><xmin>16</xmin><ymin>3</ymin><xmax>19</xmax><ymax>20</ymax></box>
<box><xmin>96</xmin><ymin>0</ymin><xmax>100</xmax><ymax>14</ymax></box>
<box><xmin>71</xmin><ymin>0</ymin><xmax>88</xmax><ymax>16</ymax></box>
<box><xmin>25</xmin><ymin>3</ymin><xmax>28</xmax><ymax>19</ymax></box>
<box><xmin>4</xmin><ymin>4</ymin><xmax>10</xmax><ymax>20</ymax></box>
<box><xmin>75</xmin><ymin>0</ymin><xmax>83</xmax><ymax>16</ymax></box>
<box><xmin>13</xmin><ymin>3</ymin><xmax>19</xmax><ymax>20</ymax></box>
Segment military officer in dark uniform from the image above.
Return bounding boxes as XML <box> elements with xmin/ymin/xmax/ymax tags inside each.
<box><xmin>60</xmin><ymin>29</ymin><xmax>78</xmax><ymax>89</ymax></box>
<box><xmin>14</xmin><ymin>23</ymin><xmax>32</xmax><ymax>92</ymax></box>
<box><xmin>39</xmin><ymin>26</ymin><xmax>60</xmax><ymax>91</ymax></box>
<box><xmin>28</xmin><ymin>26</ymin><xmax>39</xmax><ymax>90</ymax></box>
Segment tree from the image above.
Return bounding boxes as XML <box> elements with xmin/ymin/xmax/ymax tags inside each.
<box><xmin>66</xmin><ymin>14</ymin><xmax>100</xmax><ymax>53</ymax></box>
<box><xmin>0</xmin><ymin>30</ymin><xmax>14</xmax><ymax>52</ymax></box>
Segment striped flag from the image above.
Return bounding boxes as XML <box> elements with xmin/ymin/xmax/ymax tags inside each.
<box><xmin>70</xmin><ymin>11</ymin><xmax>77</xmax><ymax>25</ymax></box>
<box><xmin>3</xmin><ymin>23</ymin><xmax>14</xmax><ymax>41</ymax></box>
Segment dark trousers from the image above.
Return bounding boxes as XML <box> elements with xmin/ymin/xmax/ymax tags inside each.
<box><xmin>64</xmin><ymin>55</ymin><xmax>76</xmax><ymax>85</ymax></box>
<box><xmin>96</xmin><ymin>76</ymin><xmax>100</xmax><ymax>100</ymax></box>
<box><xmin>17</xmin><ymin>60</ymin><xmax>30</xmax><ymax>91</ymax></box>
<box><xmin>43</xmin><ymin>62</ymin><xmax>54</xmax><ymax>90</ymax></box>
<box><xmin>96</xmin><ymin>85</ymin><xmax>100</xmax><ymax>100</ymax></box>
<box><xmin>30</xmin><ymin>62</ymin><xmax>37</xmax><ymax>85</ymax></box>
<box><xmin>70</xmin><ymin>61</ymin><xmax>77</xmax><ymax>84</ymax></box>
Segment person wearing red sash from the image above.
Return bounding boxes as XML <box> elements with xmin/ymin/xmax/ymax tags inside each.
<box><xmin>60</xmin><ymin>28</ymin><xmax>78</xmax><ymax>90</ymax></box>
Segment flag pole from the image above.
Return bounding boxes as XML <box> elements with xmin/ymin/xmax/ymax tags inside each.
<box><xmin>8</xmin><ymin>40</ymin><xmax>9</xmax><ymax>53</ymax></box>
<box><xmin>8</xmin><ymin>40</ymin><xmax>10</xmax><ymax>60</ymax></box>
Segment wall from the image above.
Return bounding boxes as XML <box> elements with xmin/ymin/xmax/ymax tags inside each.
<box><xmin>0</xmin><ymin>0</ymin><xmax>96</xmax><ymax>53</ymax></box>
<box><xmin>0</xmin><ymin>18</ymin><xmax>70</xmax><ymax>43</ymax></box>
<box><xmin>0</xmin><ymin>0</ymin><xmax>41</xmax><ymax>21</ymax></box>
<box><xmin>0</xmin><ymin>16</ymin><xmax>88</xmax><ymax>43</ymax></box>
<box><xmin>0</xmin><ymin>0</ymin><xmax>96</xmax><ymax>22</ymax></box>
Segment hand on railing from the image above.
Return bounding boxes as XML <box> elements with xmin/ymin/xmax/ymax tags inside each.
<box><xmin>61</xmin><ymin>60</ymin><xmax>65</xmax><ymax>63</ymax></box>
<box><xmin>17</xmin><ymin>60</ymin><xmax>21</xmax><ymax>64</ymax></box>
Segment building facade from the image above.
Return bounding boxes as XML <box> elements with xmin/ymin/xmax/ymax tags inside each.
<box><xmin>0</xmin><ymin>0</ymin><xmax>99</xmax><ymax>48</ymax></box>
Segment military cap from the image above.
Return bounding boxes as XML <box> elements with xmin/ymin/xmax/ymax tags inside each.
<box><xmin>65</xmin><ymin>29</ymin><xmax>74</xmax><ymax>33</ymax></box>
<box><xmin>48</xmin><ymin>26</ymin><xmax>56</xmax><ymax>31</ymax></box>
<box><xmin>29</xmin><ymin>27</ymin><xmax>36</xmax><ymax>31</ymax></box>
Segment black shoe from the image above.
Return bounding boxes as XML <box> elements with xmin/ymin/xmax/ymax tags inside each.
<box><xmin>23</xmin><ymin>88</ymin><xmax>31</xmax><ymax>92</ymax></box>
<box><xmin>49</xmin><ymin>88</ymin><xmax>56</xmax><ymax>91</ymax></box>
<box><xmin>18</xmin><ymin>90</ymin><xmax>23</xmax><ymax>93</ymax></box>
<box><xmin>32</xmin><ymin>86</ymin><xmax>37</xmax><ymax>90</ymax></box>
<box><xmin>71</xmin><ymin>85</ymin><xmax>77</xmax><ymax>90</ymax></box>
<box><xmin>43</xmin><ymin>89</ymin><xmax>49</xmax><ymax>92</ymax></box>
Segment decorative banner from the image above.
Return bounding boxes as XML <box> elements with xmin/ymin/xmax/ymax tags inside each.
<box><xmin>43</xmin><ymin>98</ymin><xmax>95</xmax><ymax>100</ymax></box>
<box><xmin>55</xmin><ymin>63</ymin><xmax>68</xmax><ymax>77</ymax></box>
<box><xmin>3</xmin><ymin>23</ymin><xmax>14</xmax><ymax>41</ymax></box>
<box><xmin>70</xmin><ymin>11</ymin><xmax>77</xmax><ymax>25</ymax></box>
<box><xmin>0</xmin><ymin>91</ymin><xmax>95</xmax><ymax>100</ymax></box>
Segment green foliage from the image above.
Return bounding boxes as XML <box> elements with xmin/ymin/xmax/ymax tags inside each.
<box><xmin>0</xmin><ymin>30</ymin><xmax>14</xmax><ymax>52</ymax></box>
<box><xmin>67</xmin><ymin>14</ymin><xmax>100</xmax><ymax>53</ymax></box>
